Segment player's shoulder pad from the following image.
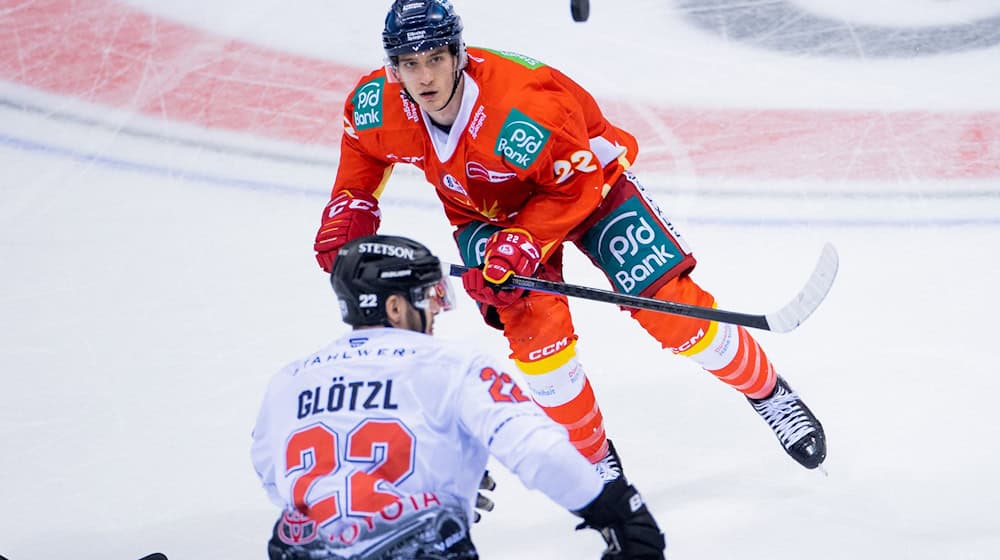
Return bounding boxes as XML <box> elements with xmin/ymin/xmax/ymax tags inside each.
<box><xmin>469</xmin><ymin>47</ymin><xmax>551</xmax><ymax>74</ymax></box>
<box><xmin>258</xmin><ymin>357</ymin><xmax>308</xmax><ymax>401</ymax></box>
<box><xmin>467</xmin><ymin>48</ymin><xmax>581</xmax><ymax>171</ymax></box>
<box><xmin>414</xmin><ymin>333</ymin><xmax>487</xmax><ymax>369</ymax></box>
<box><xmin>343</xmin><ymin>66</ymin><xmax>421</xmax><ymax>139</ymax></box>
<box><xmin>392</xmin><ymin>332</ymin><xmax>500</xmax><ymax>383</ymax></box>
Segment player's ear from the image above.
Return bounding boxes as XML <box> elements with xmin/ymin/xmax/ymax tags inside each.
<box><xmin>383</xmin><ymin>293</ymin><xmax>407</xmax><ymax>328</ymax></box>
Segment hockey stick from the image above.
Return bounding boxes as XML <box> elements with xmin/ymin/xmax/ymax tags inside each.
<box><xmin>447</xmin><ymin>243</ymin><xmax>838</xmax><ymax>333</ymax></box>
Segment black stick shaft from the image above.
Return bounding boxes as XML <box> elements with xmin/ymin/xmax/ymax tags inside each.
<box><xmin>448</xmin><ymin>264</ymin><xmax>771</xmax><ymax>330</ymax></box>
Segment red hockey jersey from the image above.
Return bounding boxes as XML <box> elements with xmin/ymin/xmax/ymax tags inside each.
<box><xmin>332</xmin><ymin>47</ymin><xmax>639</xmax><ymax>259</ymax></box>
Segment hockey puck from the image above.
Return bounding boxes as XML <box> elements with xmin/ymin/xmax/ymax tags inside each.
<box><xmin>571</xmin><ymin>0</ymin><xmax>589</xmax><ymax>22</ymax></box>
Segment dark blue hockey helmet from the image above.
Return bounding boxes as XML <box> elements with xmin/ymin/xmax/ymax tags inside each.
<box><xmin>331</xmin><ymin>235</ymin><xmax>455</xmax><ymax>327</ymax></box>
<box><xmin>383</xmin><ymin>0</ymin><xmax>466</xmax><ymax>67</ymax></box>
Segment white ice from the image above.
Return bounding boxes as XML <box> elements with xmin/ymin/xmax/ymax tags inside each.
<box><xmin>1</xmin><ymin>1</ymin><xmax>999</xmax><ymax>559</ymax></box>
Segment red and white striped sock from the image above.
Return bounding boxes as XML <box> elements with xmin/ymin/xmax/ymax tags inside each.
<box><xmin>680</xmin><ymin>321</ymin><xmax>777</xmax><ymax>399</ymax></box>
<box><xmin>516</xmin><ymin>342</ymin><xmax>609</xmax><ymax>462</ymax></box>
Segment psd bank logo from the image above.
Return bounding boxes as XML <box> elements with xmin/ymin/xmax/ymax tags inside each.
<box><xmin>455</xmin><ymin>222</ymin><xmax>502</xmax><ymax>267</ymax></box>
<box><xmin>352</xmin><ymin>77</ymin><xmax>385</xmax><ymax>131</ymax></box>
<box><xmin>582</xmin><ymin>196</ymin><xmax>685</xmax><ymax>295</ymax></box>
<box><xmin>494</xmin><ymin>108</ymin><xmax>550</xmax><ymax>169</ymax></box>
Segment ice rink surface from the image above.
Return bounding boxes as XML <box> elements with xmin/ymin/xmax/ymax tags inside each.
<box><xmin>1</xmin><ymin>1</ymin><xmax>999</xmax><ymax>558</ymax></box>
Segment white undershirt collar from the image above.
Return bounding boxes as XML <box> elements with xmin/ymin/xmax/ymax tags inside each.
<box><xmin>422</xmin><ymin>72</ymin><xmax>479</xmax><ymax>163</ymax></box>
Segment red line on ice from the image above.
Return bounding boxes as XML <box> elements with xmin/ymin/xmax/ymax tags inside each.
<box><xmin>1</xmin><ymin>0</ymin><xmax>997</xmax><ymax>180</ymax></box>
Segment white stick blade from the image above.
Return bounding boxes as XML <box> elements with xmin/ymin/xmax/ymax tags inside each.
<box><xmin>765</xmin><ymin>243</ymin><xmax>839</xmax><ymax>333</ymax></box>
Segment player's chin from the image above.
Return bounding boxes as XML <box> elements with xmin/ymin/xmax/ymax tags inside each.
<box><xmin>416</xmin><ymin>92</ymin><xmax>438</xmax><ymax>107</ymax></box>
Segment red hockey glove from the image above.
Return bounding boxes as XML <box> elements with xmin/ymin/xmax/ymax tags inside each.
<box><xmin>461</xmin><ymin>228</ymin><xmax>541</xmax><ymax>308</ymax></box>
<box><xmin>314</xmin><ymin>191</ymin><xmax>381</xmax><ymax>272</ymax></box>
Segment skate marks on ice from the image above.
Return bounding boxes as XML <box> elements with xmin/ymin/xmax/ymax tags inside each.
<box><xmin>676</xmin><ymin>0</ymin><xmax>1000</xmax><ymax>57</ymax></box>
<box><xmin>0</xmin><ymin>0</ymin><xmax>350</xmax><ymax>147</ymax></box>
<box><xmin>0</xmin><ymin>97</ymin><xmax>339</xmax><ymax>169</ymax></box>
<box><xmin>763</xmin><ymin>243</ymin><xmax>838</xmax><ymax>333</ymax></box>
<box><xmin>449</xmin><ymin>242</ymin><xmax>837</xmax><ymax>332</ymax></box>
<box><xmin>2</xmin><ymin>0</ymin><xmax>998</xmax><ymax>197</ymax></box>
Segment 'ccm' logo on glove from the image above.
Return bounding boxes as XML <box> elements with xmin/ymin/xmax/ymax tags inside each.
<box><xmin>314</xmin><ymin>191</ymin><xmax>381</xmax><ymax>272</ymax></box>
<box><xmin>326</xmin><ymin>195</ymin><xmax>378</xmax><ymax>219</ymax></box>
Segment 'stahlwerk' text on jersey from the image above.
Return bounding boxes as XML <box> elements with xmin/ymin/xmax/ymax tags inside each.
<box><xmin>251</xmin><ymin>327</ymin><xmax>603</xmax><ymax>542</ymax></box>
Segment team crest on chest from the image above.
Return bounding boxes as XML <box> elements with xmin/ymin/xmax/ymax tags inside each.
<box><xmin>443</xmin><ymin>174</ymin><xmax>469</xmax><ymax>196</ymax></box>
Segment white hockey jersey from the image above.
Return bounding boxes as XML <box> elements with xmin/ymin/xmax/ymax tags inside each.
<box><xmin>251</xmin><ymin>327</ymin><xmax>603</xmax><ymax>549</ymax></box>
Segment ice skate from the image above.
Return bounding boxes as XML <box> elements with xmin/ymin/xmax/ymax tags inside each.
<box><xmin>748</xmin><ymin>376</ymin><xmax>826</xmax><ymax>469</ymax></box>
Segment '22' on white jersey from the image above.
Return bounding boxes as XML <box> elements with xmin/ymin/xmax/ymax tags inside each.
<box><xmin>250</xmin><ymin>327</ymin><xmax>602</xmax><ymax>539</ymax></box>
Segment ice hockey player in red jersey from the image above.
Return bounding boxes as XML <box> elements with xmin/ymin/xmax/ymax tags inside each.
<box><xmin>253</xmin><ymin>235</ymin><xmax>666</xmax><ymax>559</ymax></box>
<box><xmin>313</xmin><ymin>0</ymin><xmax>826</xmax><ymax>477</ymax></box>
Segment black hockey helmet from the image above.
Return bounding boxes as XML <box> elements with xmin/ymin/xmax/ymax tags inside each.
<box><xmin>331</xmin><ymin>234</ymin><xmax>455</xmax><ymax>327</ymax></box>
<box><xmin>383</xmin><ymin>0</ymin><xmax>466</xmax><ymax>68</ymax></box>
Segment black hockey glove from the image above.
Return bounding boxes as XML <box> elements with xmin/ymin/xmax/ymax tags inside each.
<box><xmin>573</xmin><ymin>478</ymin><xmax>666</xmax><ymax>560</ymax></box>
<box><xmin>474</xmin><ymin>470</ymin><xmax>496</xmax><ymax>522</ymax></box>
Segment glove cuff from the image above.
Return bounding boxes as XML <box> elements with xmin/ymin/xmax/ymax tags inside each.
<box><xmin>572</xmin><ymin>478</ymin><xmax>636</xmax><ymax>525</ymax></box>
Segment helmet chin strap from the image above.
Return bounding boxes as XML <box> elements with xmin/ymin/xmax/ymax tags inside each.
<box><xmin>435</xmin><ymin>68</ymin><xmax>462</xmax><ymax>113</ymax></box>
<box><xmin>416</xmin><ymin>306</ymin><xmax>429</xmax><ymax>333</ymax></box>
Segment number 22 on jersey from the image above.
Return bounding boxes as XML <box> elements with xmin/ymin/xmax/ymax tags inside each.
<box><xmin>285</xmin><ymin>418</ymin><xmax>416</xmax><ymax>525</ymax></box>
<box><xmin>553</xmin><ymin>150</ymin><xmax>598</xmax><ymax>184</ymax></box>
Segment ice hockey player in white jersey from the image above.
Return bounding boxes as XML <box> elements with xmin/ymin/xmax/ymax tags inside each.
<box><xmin>251</xmin><ymin>234</ymin><xmax>666</xmax><ymax>559</ymax></box>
